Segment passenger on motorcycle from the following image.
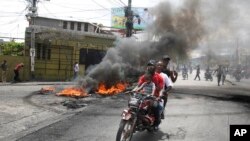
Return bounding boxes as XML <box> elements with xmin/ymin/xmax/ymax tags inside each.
<box><xmin>162</xmin><ymin>55</ymin><xmax>178</xmax><ymax>83</ymax></box>
<box><xmin>155</xmin><ymin>60</ymin><xmax>173</xmax><ymax>119</ymax></box>
<box><xmin>134</xmin><ymin>60</ymin><xmax>164</xmax><ymax>130</ymax></box>
<box><xmin>133</xmin><ymin>71</ymin><xmax>156</xmax><ymax>96</ymax></box>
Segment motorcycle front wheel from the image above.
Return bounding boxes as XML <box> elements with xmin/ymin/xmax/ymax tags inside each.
<box><xmin>116</xmin><ymin>119</ymin><xmax>134</xmax><ymax>141</ymax></box>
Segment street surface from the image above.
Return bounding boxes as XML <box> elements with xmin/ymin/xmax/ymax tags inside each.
<box><xmin>1</xmin><ymin>72</ymin><xmax>250</xmax><ymax>141</ymax></box>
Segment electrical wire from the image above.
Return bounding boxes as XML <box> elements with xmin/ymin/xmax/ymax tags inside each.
<box><xmin>40</xmin><ymin>2</ymin><xmax>57</xmax><ymax>18</ymax></box>
<box><xmin>117</xmin><ymin>0</ymin><xmax>127</xmax><ymax>6</ymax></box>
<box><xmin>0</xmin><ymin>6</ymin><xmax>28</xmax><ymax>26</ymax></box>
<box><xmin>91</xmin><ymin>0</ymin><xmax>111</xmax><ymax>11</ymax></box>
<box><xmin>106</xmin><ymin>0</ymin><xmax>123</xmax><ymax>7</ymax></box>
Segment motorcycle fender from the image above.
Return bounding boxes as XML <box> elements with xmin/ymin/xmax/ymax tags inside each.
<box><xmin>121</xmin><ymin>109</ymin><xmax>132</xmax><ymax>120</ymax></box>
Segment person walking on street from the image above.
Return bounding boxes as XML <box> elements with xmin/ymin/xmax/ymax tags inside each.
<box><xmin>194</xmin><ymin>65</ymin><xmax>201</xmax><ymax>80</ymax></box>
<box><xmin>13</xmin><ymin>63</ymin><xmax>24</xmax><ymax>82</ymax></box>
<box><xmin>214</xmin><ymin>65</ymin><xmax>223</xmax><ymax>86</ymax></box>
<box><xmin>73</xmin><ymin>62</ymin><xmax>79</xmax><ymax>80</ymax></box>
<box><xmin>1</xmin><ymin>60</ymin><xmax>8</xmax><ymax>83</ymax></box>
<box><xmin>221</xmin><ymin>66</ymin><xmax>227</xmax><ymax>85</ymax></box>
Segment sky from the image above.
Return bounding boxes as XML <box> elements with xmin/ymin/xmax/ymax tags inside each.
<box><xmin>0</xmin><ymin>0</ymin><xmax>178</xmax><ymax>41</ymax></box>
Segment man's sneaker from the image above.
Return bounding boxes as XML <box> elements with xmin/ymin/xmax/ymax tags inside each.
<box><xmin>161</xmin><ymin>113</ymin><xmax>165</xmax><ymax>119</ymax></box>
<box><xmin>154</xmin><ymin>126</ymin><xmax>159</xmax><ymax>131</ymax></box>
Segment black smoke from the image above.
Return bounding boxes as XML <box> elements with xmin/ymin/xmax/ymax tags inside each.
<box><xmin>80</xmin><ymin>0</ymin><xmax>205</xmax><ymax>90</ymax></box>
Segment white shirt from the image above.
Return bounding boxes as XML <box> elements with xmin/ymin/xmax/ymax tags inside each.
<box><xmin>74</xmin><ymin>64</ymin><xmax>79</xmax><ymax>72</ymax></box>
<box><xmin>159</xmin><ymin>72</ymin><xmax>173</xmax><ymax>90</ymax></box>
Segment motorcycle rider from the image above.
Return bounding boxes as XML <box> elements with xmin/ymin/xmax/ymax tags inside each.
<box><xmin>182</xmin><ymin>65</ymin><xmax>188</xmax><ymax>79</ymax></box>
<box><xmin>205</xmin><ymin>66</ymin><xmax>212</xmax><ymax>80</ymax></box>
<box><xmin>155</xmin><ymin>60</ymin><xmax>173</xmax><ymax>119</ymax></box>
<box><xmin>135</xmin><ymin>60</ymin><xmax>164</xmax><ymax>130</ymax></box>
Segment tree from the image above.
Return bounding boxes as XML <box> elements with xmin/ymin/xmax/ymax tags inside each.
<box><xmin>0</xmin><ymin>41</ymin><xmax>24</xmax><ymax>56</ymax></box>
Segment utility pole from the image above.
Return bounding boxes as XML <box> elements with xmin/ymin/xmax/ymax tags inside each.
<box><xmin>26</xmin><ymin>0</ymin><xmax>38</xmax><ymax>79</ymax></box>
<box><xmin>125</xmin><ymin>0</ymin><xmax>133</xmax><ymax>37</ymax></box>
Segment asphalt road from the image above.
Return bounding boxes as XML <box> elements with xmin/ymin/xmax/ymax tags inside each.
<box><xmin>1</xmin><ymin>72</ymin><xmax>250</xmax><ymax>141</ymax></box>
<box><xmin>17</xmin><ymin>85</ymin><xmax>250</xmax><ymax>141</ymax></box>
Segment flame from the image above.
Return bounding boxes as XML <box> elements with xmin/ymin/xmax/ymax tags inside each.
<box><xmin>96</xmin><ymin>82</ymin><xmax>127</xmax><ymax>95</ymax></box>
<box><xmin>40</xmin><ymin>86</ymin><xmax>55</xmax><ymax>94</ymax></box>
<box><xmin>56</xmin><ymin>87</ymin><xmax>89</xmax><ymax>98</ymax></box>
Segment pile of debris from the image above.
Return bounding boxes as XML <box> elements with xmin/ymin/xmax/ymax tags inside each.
<box><xmin>61</xmin><ymin>100</ymin><xmax>88</xmax><ymax>109</ymax></box>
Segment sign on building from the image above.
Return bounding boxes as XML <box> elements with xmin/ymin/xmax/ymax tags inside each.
<box><xmin>111</xmin><ymin>7</ymin><xmax>151</xmax><ymax>30</ymax></box>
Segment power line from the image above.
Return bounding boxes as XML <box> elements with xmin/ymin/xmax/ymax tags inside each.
<box><xmin>47</xmin><ymin>1</ymin><xmax>108</xmax><ymax>12</ymax></box>
<box><xmin>107</xmin><ymin>0</ymin><xmax>124</xmax><ymax>7</ymax></box>
<box><xmin>91</xmin><ymin>0</ymin><xmax>111</xmax><ymax>11</ymax></box>
<box><xmin>117</xmin><ymin>0</ymin><xmax>127</xmax><ymax>6</ymax></box>
<box><xmin>40</xmin><ymin>2</ymin><xmax>57</xmax><ymax>18</ymax></box>
<box><xmin>0</xmin><ymin>7</ymin><xmax>28</xmax><ymax>26</ymax></box>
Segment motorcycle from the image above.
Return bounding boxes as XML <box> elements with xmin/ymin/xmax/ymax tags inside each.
<box><xmin>204</xmin><ymin>71</ymin><xmax>213</xmax><ymax>81</ymax></box>
<box><xmin>234</xmin><ymin>72</ymin><xmax>242</xmax><ymax>82</ymax></box>
<box><xmin>116</xmin><ymin>92</ymin><xmax>159</xmax><ymax>141</ymax></box>
<box><xmin>182</xmin><ymin>70</ymin><xmax>188</xmax><ymax>80</ymax></box>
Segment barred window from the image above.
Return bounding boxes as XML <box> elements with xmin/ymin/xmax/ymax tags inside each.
<box><xmin>77</xmin><ymin>22</ymin><xmax>81</xmax><ymax>31</ymax></box>
<box><xmin>70</xmin><ymin>22</ymin><xmax>74</xmax><ymax>30</ymax></box>
<box><xmin>63</xmin><ymin>21</ymin><xmax>67</xmax><ymax>29</ymax></box>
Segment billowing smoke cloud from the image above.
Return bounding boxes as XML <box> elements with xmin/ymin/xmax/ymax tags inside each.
<box><xmin>80</xmin><ymin>0</ymin><xmax>205</xmax><ymax>90</ymax></box>
<box><xmin>199</xmin><ymin>0</ymin><xmax>250</xmax><ymax>56</ymax></box>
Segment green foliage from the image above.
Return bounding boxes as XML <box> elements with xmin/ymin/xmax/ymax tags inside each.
<box><xmin>0</xmin><ymin>41</ymin><xmax>24</xmax><ymax>56</ymax></box>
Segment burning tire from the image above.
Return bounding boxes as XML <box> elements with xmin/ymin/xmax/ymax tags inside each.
<box><xmin>116</xmin><ymin>119</ymin><xmax>134</xmax><ymax>141</ymax></box>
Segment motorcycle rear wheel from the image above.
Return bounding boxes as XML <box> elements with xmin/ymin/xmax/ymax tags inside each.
<box><xmin>116</xmin><ymin>120</ymin><xmax>134</xmax><ymax>141</ymax></box>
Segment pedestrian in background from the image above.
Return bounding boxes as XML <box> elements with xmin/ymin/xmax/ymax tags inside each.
<box><xmin>1</xmin><ymin>60</ymin><xmax>8</xmax><ymax>83</ymax></box>
<box><xmin>194</xmin><ymin>65</ymin><xmax>201</xmax><ymax>80</ymax></box>
<box><xmin>214</xmin><ymin>65</ymin><xmax>223</xmax><ymax>86</ymax></box>
<box><xmin>221</xmin><ymin>66</ymin><xmax>227</xmax><ymax>85</ymax></box>
<box><xmin>13</xmin><ymin>63</ymin><xmax>24</xmax><ymax>82</ymax></box>
<box><xmin>73</xmin><ymin>62</ymin><xmax>79</xmax><ymax>79</ymax></box>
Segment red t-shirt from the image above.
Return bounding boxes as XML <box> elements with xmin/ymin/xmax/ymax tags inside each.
<box><xmin>14</xmin><ymin>64</ymin><xmax>23</xmax><ymax>71</ymax></box>
<box><xmin>138</xmin><ymin>72</ymin><xmax>163</xmax><ymax>97</ymax></box>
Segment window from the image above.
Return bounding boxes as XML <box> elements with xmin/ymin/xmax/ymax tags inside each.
<box><xmin>63</xmin><ymin>21</ymin><xmax>67</xmax><ymax>29</ymax></box>
<box><xmin>77</xmin><ymin>22</ymin><xmax>81</xmax><ymax>31</ymax></box>
<box><xmin>36</xmin><ymin>43</ymin><xmax>41</xmax><ymax>59</ymax></box>
<box><xmin>47</xmin><ymin>48</ymin><xmax>51</xmax><ymax>60</ymax></box>
<box><xmin>84</xmin><ymin>23</ymin><xmax>88</xmax><ymax>32</ymax></box>
<box><xmin>42</xmin><ymin>45</ymin><xmax>46</xmax><ymax>60</ymax></box>
<box><xmin>70</xmin><ymin>22</ymin><xmax>74</xmax><ymax>30</ymax></box>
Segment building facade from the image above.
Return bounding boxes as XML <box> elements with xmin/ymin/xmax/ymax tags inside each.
<box><xmin>25</xmin><ymin>17</ymin><xmax>116</xmax><ymax>81</ymax></box>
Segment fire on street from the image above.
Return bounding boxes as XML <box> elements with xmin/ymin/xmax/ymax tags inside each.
<box><xmin>10</xmin><ymin>75</ymin><xmax>250</xmax><ymax>141</ymax></box>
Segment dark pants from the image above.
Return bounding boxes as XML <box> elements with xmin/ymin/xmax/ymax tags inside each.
<box><xmin>73</xmin><ymin>72</ymin><xmax>78</xmax><ymax>79</ymax></box>
<box><xmin>14</xmin><ymin>70</ymin><xmax>20</xmax><ymax>82</ymax></box>
<box><xmin>194</xmin><ymin>73</ymin><xmax>200</xmax><ymax>80</ymax></box>
<box><xmin>222</xmin><ymin>75</ymin><xmax>226</xmax><ymax>84</ymax></box>
<box><xmin>217</xmin><ymin>74</ymin><xmax>222</xmax><ymax>85</ymax></box>
<box><xmin>153</xmin><ymin>101</ymin><xmax>163</xmax><ymax>126</ymax></box>
<box><xmin>161</xmin><ymin>94</ymin><xmax>168</xmax><ymax>108</ymax></box>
